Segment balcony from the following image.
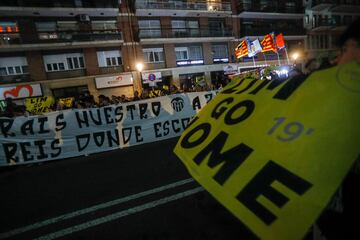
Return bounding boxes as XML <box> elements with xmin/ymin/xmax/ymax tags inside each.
<box><xmin>311</xmin><ymin>18</ymin><xmax>347</xmax><ymax>31</ymax></box>
<box><xmin>0</xmin><ymin>6</ymin><xmax>118</xmax><ymax>17</ymax></box>
<box><xmin>135</xmin><ymin>0</ymin><xmax>231</xmax><ymax>11</ymax></box>
<box><xmin>0</xmin><ymin>0</ymin><xmax>119</xmax><ymax>8</ymax></box>
<box><xmin>241</xmin><ymin>27</ymin><xmax>306</xmax><ymax>37</ymax></box>
<box><xmin>0</xmin><ymin>74</ymin><xmax>31</xmax><ymax>84</ymax></box>
<box><xmin>311</xmin><ymin>0</ymin><xmax>360</xmax><ymax>12</ymax></box>
<box><xmin>238</xmin><ymin>2</ymin><xmax>303</xmax><ymax>13</ymax></box>
<box><xmin>0</xmin><ymin>30</ymin><xmax>123</xmax><ymax>52</ymax></box>
<box><xmin>139</xmin><ymin>28</ymin><xmax>233</xmax><ymax>39</ymax></box>
<box><xmin>0</xmin><ymin>33</ymin><xmax>21</xmax><ymax>45</ymax></box>
<box><xmin>99</xmin><ymin>65</ymin><xmax>124</xmax><ymax>75</ymax></box>
<box><xmin>237</xmin><ymin>2</ymin><xmax>304</xmax><ymax>19</ymax></box>
<box><xmin>46</xmin><ymin>69</ymin><xmax>86</xmax><ymax>80</ymax></box>
<box><xmin>37</xmin><ymin>29</ymin><xmax>122</xmax><ymax>42</ymax></box>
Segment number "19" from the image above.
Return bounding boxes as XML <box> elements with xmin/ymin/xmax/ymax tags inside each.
<box><xmin>267</xmin><ymin>117</ymin><xmax>314</xmax><ymax>142</ymax></box>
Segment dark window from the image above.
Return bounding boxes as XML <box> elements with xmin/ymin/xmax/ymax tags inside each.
<box><xmin>106</xmin><ymin>58</ymin><xmax>111</xmax><ymax>66</ymax></box>
<box><xmin>73</xmin><ymin>57</ymin><xmax>79</xmax><ymax>69</ymax></box>
<box><xmin>22</xmin><ymin>66</ymin><xmax>28</xmax><ymax>73</ymax></box>
<box><xmin>67</xmin><ymin>58</ymin><xmax>73</xmax><ymax>69</ymax></box>
<box><xmin>7</xmin><ymin>67</ymin><xmax>14</xmax><ymax>74</ymax></box>
<box><xmin>0</xmin><ymin>67</ymin><xmax>7</xmax><ymax>76</ymax></box>
<box><xmin>15</xmin><ymin>66</ymin><xmax>21</xmax><ymax>74</ymax></box>
<box><xmin>79</xmin><ymin>57</ymin><xmax>84</xmax><ymax>68</ymax></box>
<box><xmin>59</xmin><ymin>62</ymin><xmax>65</xmax><ymax>70</ymax></box>
<box><xmin>52</xmin><ymin>85</ymin><xmax>89</xmax><ymax>98</ymax></box>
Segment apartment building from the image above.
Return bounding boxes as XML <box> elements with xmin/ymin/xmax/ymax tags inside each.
<box><xmin>234</xmin><ymin>0</ymin><xmax>306</xmax><ymax>65</ymax></box>
<box><xmin>304</xmin><ymin>0</ymin><xmax>360</xmax><ymax>60</ymax></box>
<box><xmin>133</xmin><ymin>0</ymin><xmax>233</xmax><ymax>90</ymax></box>
<box><xmin>0</xmin><ymin>0</ymin><xmax>132</xmax><ymax>101</ymax></box>
<box><xmin>0</xmin><ymin>0</ymin><xmax>310</xmax><ymax>103</ymax></box>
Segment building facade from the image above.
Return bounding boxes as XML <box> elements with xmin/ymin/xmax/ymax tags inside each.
<box><xmin>304</xmin><ymin>0</ymin><xmax>360</xmax><ymax>61</ymax></box>
<box><xmin>235</xmin><ymin>0</ymin><xmax>306</xmax><ymax>65</ymax></box>
<box><xmin>0</xmin><ymin>0</ymin><xmax>326</xmax><ymax>103</ymax></box>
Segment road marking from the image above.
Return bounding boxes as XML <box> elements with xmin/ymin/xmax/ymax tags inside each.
<box><xmin>35</xmin><ymin>187</ymin><xmax>204</xmax><ymax>240</ymax></box>
<box><xmin>0</xmin><ymin>178</ymin><xmax>194</xmax><ymax>239</ymax></box>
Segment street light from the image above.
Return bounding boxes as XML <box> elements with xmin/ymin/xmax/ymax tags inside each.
<box><xmin>291</xmin><ymin>52</ymin><xmax>299</xmax><ymax>63</ymax></box>
<box><xmin>134</xmin><ymin>62</ymin><xmax>144</xmax><ymax>93</ymax></box>
<box><xmin>135</xmin><ymin>62</ymin><xmax>144</xmax><ymax>72</ymax></box>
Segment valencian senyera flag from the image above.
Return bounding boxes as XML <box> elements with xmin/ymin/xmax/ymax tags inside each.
<box><xmin>235</xmin><ymin>40</ymin><xmax>249</xmax><ymax>58</ymax></box>
<box><xmin>248</xmin><ymin>38</ymin><xmax>263</xmax><ymax>57</ymax></box>
<box><xmin>261</xmin><ymin>33</ymin><xmax>277</xmax><ymax>53</ymax></box>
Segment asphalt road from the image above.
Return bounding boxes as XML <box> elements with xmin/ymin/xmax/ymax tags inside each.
<box><xmin>0</xmin><ymin>137</ymin><xmax>258</xmax><ymax>240</ymax></box>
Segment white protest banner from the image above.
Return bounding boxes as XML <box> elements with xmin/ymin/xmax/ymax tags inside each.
<box><xmin>0</xmin><ymin>91</ymin><xmax>217</xmax><ymax>166</ymax></box>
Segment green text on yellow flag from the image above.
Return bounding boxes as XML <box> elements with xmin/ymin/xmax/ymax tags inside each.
<box><xmin>174</xmin><ymin>61</ymin><xmax>360</xmax><ymax>240</ymax></box>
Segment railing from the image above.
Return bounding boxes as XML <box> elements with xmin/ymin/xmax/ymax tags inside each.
<box><xmin>139</xmin><ymin>28</ymin><xmax>233</xmax><ymax>39</ymax></box>
<box><xmin>37</xmin><ymin>29</ymin><xmax>122</xmax><ymax>42</ymax></box>
<box><xmin>238</xmin><ymin>2</ymin><xmax>303</xmax><ymax>14</ymax></box>
<box><xmin>0</xmin><ymin>33</ymin><xmax>21</xmax><ymax>46</ymax></box>
<box><xmin>241</xmin><ymin>27</ymin><xmax>306</xmax><ymax>36</ymax></box>
<box><xmin>312</xmin><ymin>19</ymin><xmax>342</xmax><ymax>28</ymax></box>
<box><xmin>0</xmin><ymin>0</ymin><xmax>119</xmax><ymax>8</ymax></box>
<box><xmin>0</xmin><ymin>74</ymin><xmax>31</xmax><ymax>84</ymax></box>
<box><xmin>135</xmin><ymin>0</ymin><xmax>231</xmax><ymax>11</ymax></box>
<box><xmin>311</xmin><ymin>0</ymin><xmax>337</xmax><ymax>7</ymax></box>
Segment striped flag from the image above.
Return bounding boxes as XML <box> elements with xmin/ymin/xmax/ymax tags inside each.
<box><xmin>276</xmin><ymin>33</ymin><xmax>285</xmax><ymax>49</ymax></box>
<box><xmin>235</xmin><ymin>40</ymin><xmax>249</xmax><ymax>58</ymax></box>
<box><xmin>248</xmin><ymin>38</ymin><xmax>263</xmax><ymax>57</ymax></box>
<box><xmin>261</xmin><ymin>33</ymin><xmax>277</xmax><ymax>53</ymax></box>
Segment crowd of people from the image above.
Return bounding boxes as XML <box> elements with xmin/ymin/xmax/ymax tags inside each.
<box><xmin>0</xmin><ymin>82</ymin><xmax>221</xmax><ymax>118</ymax></box>
<box><xmin>0</xmin><ymin>59</ymin><xmax>339</xmax><ymax>119</ymax></box>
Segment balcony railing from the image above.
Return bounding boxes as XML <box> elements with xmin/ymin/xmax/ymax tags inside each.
<box><xmin>241</xmin><ymin>27</ymin><xmax>306</xmax><ymax>36</ymax></box>
<box><xmin>312</xmin><ymin>19</ymin><xmax>343</xmax><ymax>29</ymax></box>
<box><xmin>0</xmin><ymin>33</ymin><xmax>21</xmax><ymax>46</ymax></box>
<box><xmin>37</xmin><ymin>29</ymin><xmax>122</xmax><ymax>42</ymax></box>
<box><xmin>0</xmin><ymin>74</ymin><xmax>31</xmax><ymax>84</ymax></box>
<box><xmin>318</xmin><ymin>19</ymin><xmax>341</xmax><ymax>27</ymax></box>
<box><xmin>0</xmin><ymin>0</ymin><xmax>119</xmax><ymax>8</ymax></box>
<box><xmin>311</xmin><ymin>0</ymin><xmax>360</xmax><ymax>9</ymax></box>
<box><xmin>139</xmin><ymin>28</ymin><xmax>233</xmax><ymax>39</ymax></box>
<box><xmin>136</xmin><ymin>0</ymin><xmax>231</xmax><ymax>12</ymax></box>
<box><xmin>238</xmin><ymin>2</ymin><xmax>303</xmax><ymax>14</ymax></box>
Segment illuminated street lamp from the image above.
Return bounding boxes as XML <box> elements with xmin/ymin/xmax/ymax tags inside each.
<box><xmin>135</xmin><ymin>62</ymin><xmax>144</xmax><ymax>72</ymax></box>
<box><xmin>291</xmin><ymin>52</ymin><xmax>299</xmax><ymax>64</ymax></box>
<box><xmin>134</xmin><ymin>62</ymin><xmax>144</xmax><ymax>93</ymax></box>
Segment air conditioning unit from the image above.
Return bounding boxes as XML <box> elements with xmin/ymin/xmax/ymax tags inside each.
<box><xmin>78</xmin><ymin>14</ymin><xmax>90</xmax><ymax>22</ymax></box>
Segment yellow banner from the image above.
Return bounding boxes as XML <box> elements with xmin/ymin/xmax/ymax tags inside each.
<box><xmin>25</xmin><ymin>96</ymin><xmax>54</xmax><ymax>114</ymax></box>
<box><xmin>174</xmin><ymin>61</ymin><xmax>360</xmax><ymax>239</ymax></box>
<box><xmin>58</xmin><ymin>97</ymin><xmax>74</xmax><ymax>108</ymax></box>
<box><xmin>149</xmin><ymin>90</ymin><xmax>162</xmax><ymax>98</ymax></box>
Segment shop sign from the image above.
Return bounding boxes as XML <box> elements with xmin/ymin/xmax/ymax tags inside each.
<box><xmin>142</xmin><ymin>72</ymin><xmax>162</xmax><ymax>84</ymax></box>
<box><xmin>177</xmin><ymin>60</ymin><xmax>204</xmax><ymax>66</ymax></box>
<box><xmin>0</xmin><ymin>84</ymin><xmax>42</xmax><ymax>100</ymax></box>
<box><xmin>95</xmin><ymin>74</ymin><xmax>133</xmax><ymax>89</ymax></box>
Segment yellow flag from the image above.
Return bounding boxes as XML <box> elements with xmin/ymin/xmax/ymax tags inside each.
<box><xmin>25</xmin><ymin>96</ymin><xmax>54</xmax><ymax>114</ymax></box>
<box><xmin>174</xmin><ymin>61</ymin><xmax>360</xmax><ymax>240</ymax></box>
<box><xmin>58</xmin><ymin>97</ymin><xmax>74</xmax><ymax>108</ymax></box>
